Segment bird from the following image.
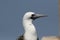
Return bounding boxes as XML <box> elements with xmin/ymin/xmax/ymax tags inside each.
<box><xmin>17</xmin><ymin>12</ymin><xmax>47</xmax><ymax>40</ymax></box>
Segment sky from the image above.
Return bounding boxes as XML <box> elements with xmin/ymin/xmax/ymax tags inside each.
<box><xmin>0</xmin><ymin>0</ymin><xmax>58</xmax><ymax>40</ymax></box>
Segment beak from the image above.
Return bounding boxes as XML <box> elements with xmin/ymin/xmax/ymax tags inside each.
<box><xmin>35</xmin><ymin>14</ymin><xmax>48</xmax><ymax>18</ymax></box>
<box><xmin>31</xmin><ymin>14</ymin><xmax>48</xmax><ymax>20</ymax></box>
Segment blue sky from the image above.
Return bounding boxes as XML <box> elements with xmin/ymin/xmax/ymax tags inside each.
<box><xmin>0</xmin><ymin>0</ymin><xmax>58</xmax><ymax>40</ymax></box>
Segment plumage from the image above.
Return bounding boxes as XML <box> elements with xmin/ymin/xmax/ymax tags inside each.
<box><xmin>17</xmin><ymin>12</ymin><xmax>47</xmax><ymax>40</ymax></box>
<box><xmin>18</xmin><ymin>35</ymin><xmax>24</xmax><ymax>40</ymax></box>
<box><xmin>17</xmin><ymin>35</ymin><xmax>39</xmax><ymax>40</ymax></box>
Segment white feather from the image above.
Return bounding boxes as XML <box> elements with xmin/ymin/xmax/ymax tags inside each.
<box><xmin>23</xmin><ymin>12</ymin><xmax>37</xmax><ymax>40</ymax></box>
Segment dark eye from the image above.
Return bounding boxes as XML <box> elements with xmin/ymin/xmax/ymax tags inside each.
<box><xmin>32</xmin><ymin>14</ymin><xmax>35</xmax><ymax>17</ymax></box>
<box><xmin>30</xmin><ymin>14</ymin><xmax>36</xmax><ymax>20</ymax></box>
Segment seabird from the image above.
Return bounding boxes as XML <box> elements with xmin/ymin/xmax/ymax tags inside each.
<box><xmin>17</xmin><ymin>12</ymin><xmax>47</xmax><ymax>40</ymax></box>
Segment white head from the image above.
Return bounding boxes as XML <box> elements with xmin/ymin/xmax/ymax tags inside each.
<box><xmin>23</xmin><ymin>12</ymin><xmax>47</xmax><ymax>21</ymax></box>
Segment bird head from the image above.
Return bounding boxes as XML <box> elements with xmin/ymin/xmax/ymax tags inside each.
<box><xmin>23</xmin><ymin>12</ymin><xmax>48</xmax><ymax>21</ymax></box>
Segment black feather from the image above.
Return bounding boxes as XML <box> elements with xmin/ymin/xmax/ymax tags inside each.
<box><xmin>17</xmin><ymin>35</ymin><xmax>24</xmax><ymax>40</ymax></box>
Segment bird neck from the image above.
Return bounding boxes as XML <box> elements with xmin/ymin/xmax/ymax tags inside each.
<box><xmin>23</xmin><ymin>19</ymin><xmax>37</xmax><ymax>33</ymax></box>
<box><xmin>23</xmin><ymin>19</ymin><xmax>37</xmax><ymax>40</ymax></box>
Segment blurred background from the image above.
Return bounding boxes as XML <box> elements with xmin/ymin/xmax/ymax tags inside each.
<box><xmin>0</xmin><ymin>0</ymin><xmax>58</xmax><ymax>40</ymax></box>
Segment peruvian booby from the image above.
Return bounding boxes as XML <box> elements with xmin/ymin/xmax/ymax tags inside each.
<box><xmin>17</xmin><ymin>12</ymin><xmax>47</xmax><ymax>40</ymax></box>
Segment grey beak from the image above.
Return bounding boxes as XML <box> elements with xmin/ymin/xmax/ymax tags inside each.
<box><xmin>36</xmin><ymin>14</ymin><xmax>48</xmax><ymax>18</ymax></box>
<box><xmin>31</xmin><ymin>14</ymin><xmax>48</xmax><ymax>20</ymax></box>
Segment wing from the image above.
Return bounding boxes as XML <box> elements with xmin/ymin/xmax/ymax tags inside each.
<box><xmin>17</xmin><ymin>35</ymin><xmax>24</xmax><ymax>40</ymax></box>
<box><xmin>37</xmin><ymin>37</ymin><xmax>39</xmax><ymax>40</ymax></box>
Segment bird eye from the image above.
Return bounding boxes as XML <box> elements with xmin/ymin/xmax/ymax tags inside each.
<box><xmin>32</xmin><ymin>14</ymin><xmax>35</xmax><ymax>17</ymax></box>
<box><xmin>30</xmin><ymin>14</ymin><xmax>36</xmax><ymax>20</ymax></box>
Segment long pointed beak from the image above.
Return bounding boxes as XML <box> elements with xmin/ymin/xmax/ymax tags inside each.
<box><xmin>35</xmin><ymin>14</ymin><xmax>48</xmax><ymax>18</ymax></box>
